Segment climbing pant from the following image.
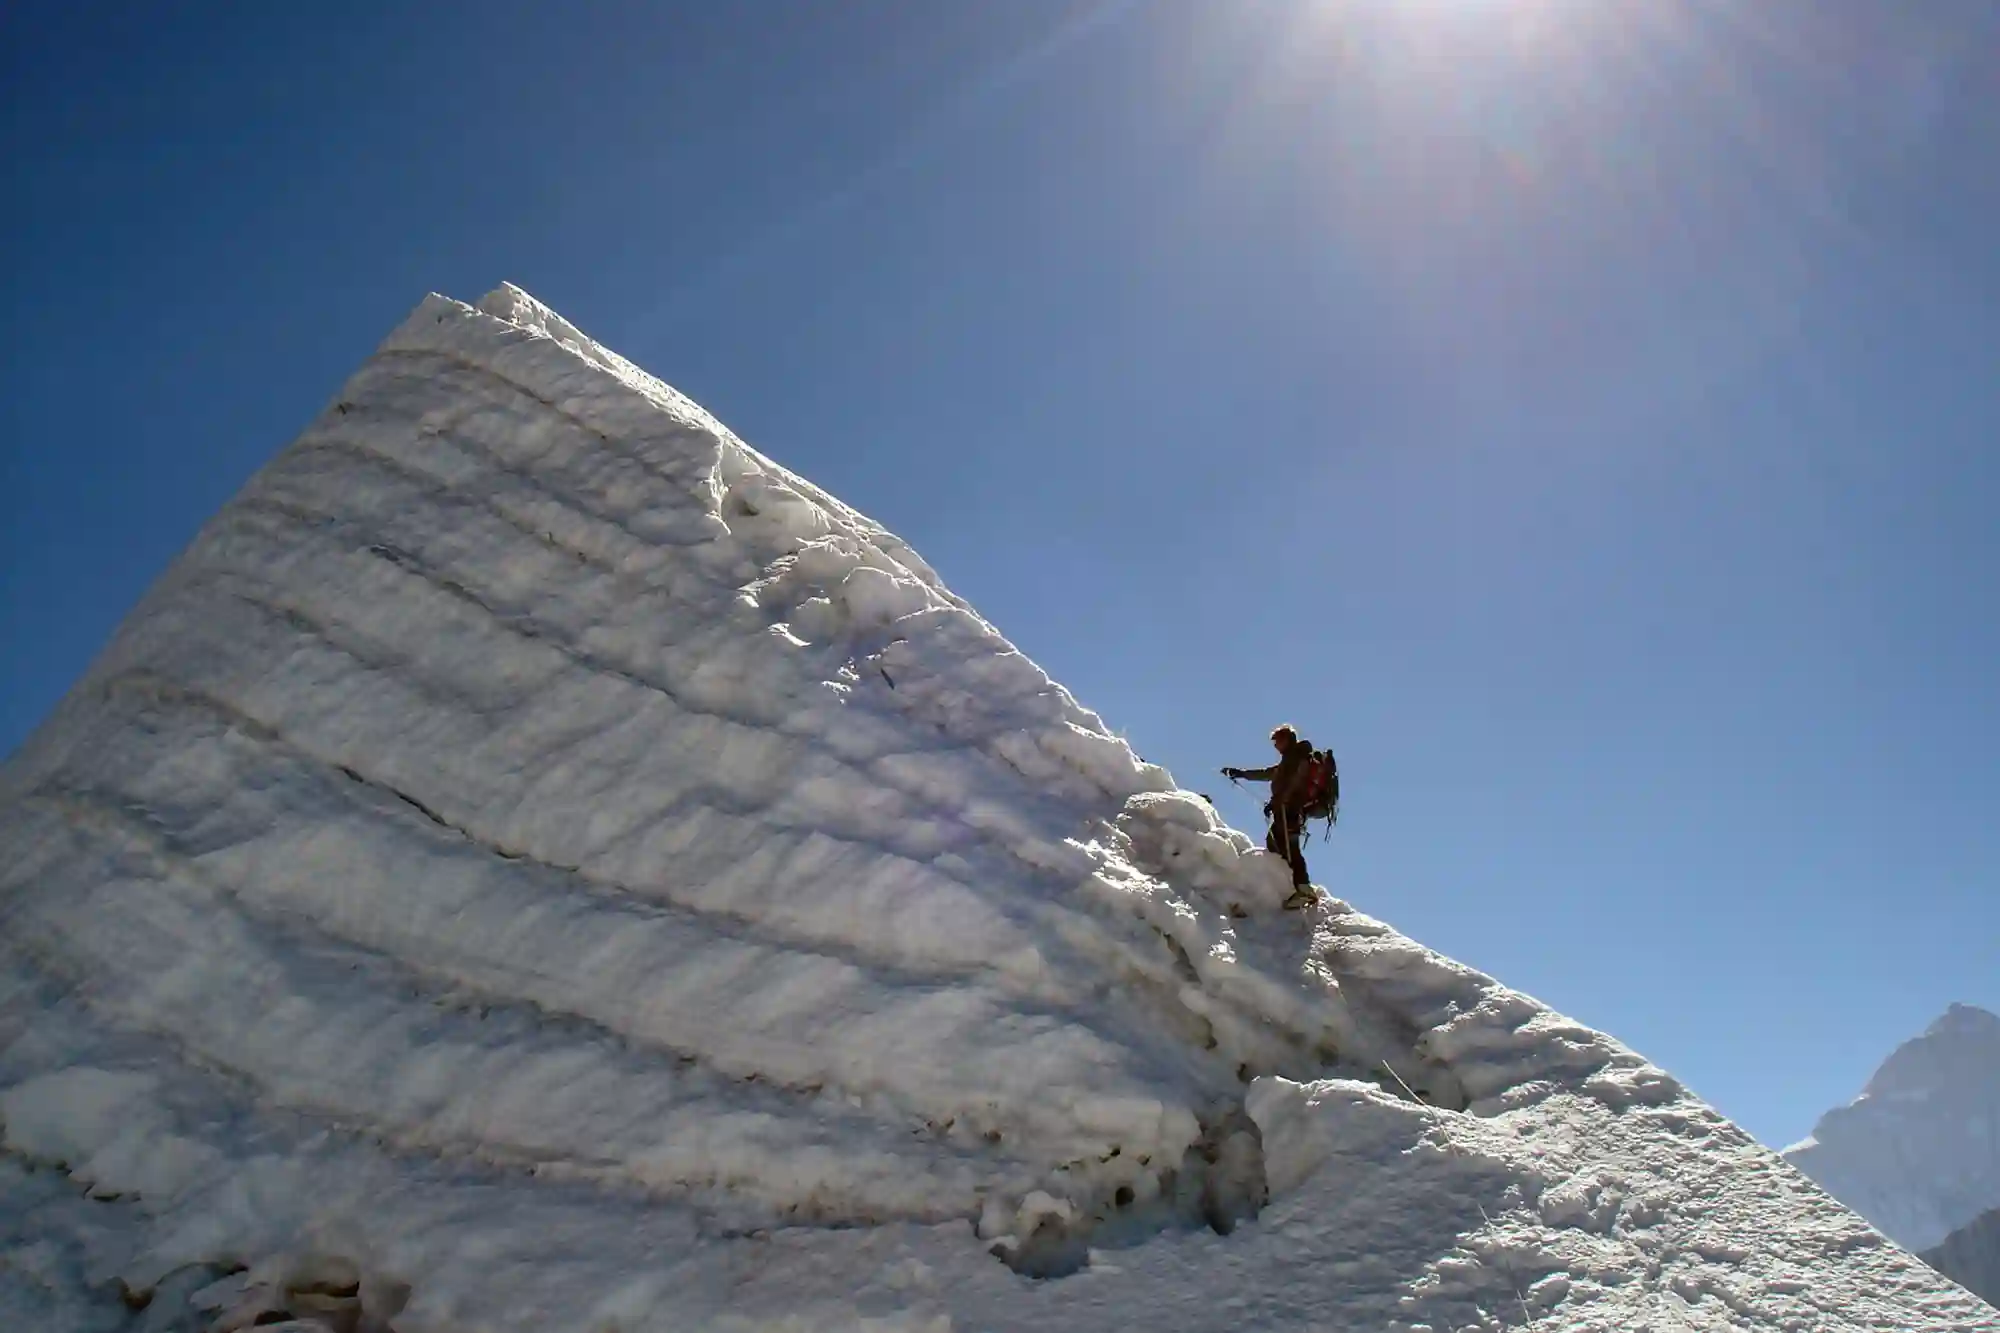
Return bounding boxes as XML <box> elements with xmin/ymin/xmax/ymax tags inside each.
<box><xmin>1267</xmin><ymin>805</ymin><xmax>1309</xmax><ymax>887</ymax></box>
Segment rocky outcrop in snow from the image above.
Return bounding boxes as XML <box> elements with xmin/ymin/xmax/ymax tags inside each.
<box><xmin>1784</xmin><ymin>1003</ymin><xmax>2000</xmax><ymax>1252</ymax></box>
<box><xmin>2</xmin><ymin>287</ymin><xmax>1991</xmax><ymax>1333</ymax></box>
<box><xmin>1925</xmin><ymin>1205</ymin><xmax>2000</xmax><ymax>1310</ymax></box>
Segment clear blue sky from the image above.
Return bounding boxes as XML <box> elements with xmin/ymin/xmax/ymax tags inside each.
<box><xmin>4</xmin><ymin>1</ymin><xmax>1995</xmax><ymax>1150</ymax></box>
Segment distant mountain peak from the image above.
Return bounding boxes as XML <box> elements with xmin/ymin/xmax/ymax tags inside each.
<box><xmin>1933</xmin><ymin>1001</ymin><xmax>2000</xmax><ymax>1035</ymax></box>
<box><xmin>1786</xmin><ymin>1004</ymin><xmax>2000</xmax><ymax>1251</ymax></box>
<box><xmin>1858</xmin><ymin>1002</ymin><xmax>2000</xmax><ymax>1102</ymax></box>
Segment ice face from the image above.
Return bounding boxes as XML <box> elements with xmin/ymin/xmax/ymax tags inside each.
<box><xmin>1</xmin><ymin>288</ymin><xmax>1987</xmax><ymax>1333</ymax></box>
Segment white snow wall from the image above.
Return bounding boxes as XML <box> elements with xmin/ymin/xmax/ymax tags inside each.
<box><xmin>0</xmin><ymin>284</ymin><xmax>1428</xmax><ymax>1260</ymax></box>
<box><xmin>3</xmin><ymin>286</ymin><xmax>1992</xmax><ymax>1333</ymax></box>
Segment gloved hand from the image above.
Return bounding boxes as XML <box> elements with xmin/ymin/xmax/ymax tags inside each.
<box><xmin>1221</xmin><ymin>767</ymin><xmax>1239</xmax><ymax>779</ymax></box>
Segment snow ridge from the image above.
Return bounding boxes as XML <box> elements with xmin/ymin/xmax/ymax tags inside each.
<box><xmin>2</xmin><ymin>287</ymin><xmax>1992</xmax><ymax>1333</ymax></box>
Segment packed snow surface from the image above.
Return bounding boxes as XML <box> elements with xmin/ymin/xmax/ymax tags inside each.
<box><xmin>2</xmin><ymin>286</ymin><xmax>1992</xmax><ymax>1333</ymax></box>
<box><xmin>1784</xmin><ymin>1003</ymin><xmax>2000</xmax><ymax>1252</ymax></box>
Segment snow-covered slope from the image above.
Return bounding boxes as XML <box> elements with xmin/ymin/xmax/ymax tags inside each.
<box><xmin>2</xmin><ymin>287</ymin><xmax>1991</xmax><ymax>1333</ymax></box>
<box><xmin>1784</xmin><ymin>1004</ymin><xmax>2000</xmax><ymax>1253</ymax></box>
<box><xmin>1927</xmin><ymin>1206</ymin><xmax>2000</xmax><ymax>1311</ymax></box>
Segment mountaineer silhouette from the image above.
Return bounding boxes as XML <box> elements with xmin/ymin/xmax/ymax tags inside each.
<box><xmin>1222</xmin><ymin>724</ymin><xmax>1338</xmax><ymax>910</ymax></box>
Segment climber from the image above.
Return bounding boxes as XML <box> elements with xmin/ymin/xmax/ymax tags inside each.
<box><xmin>1222</xmin><ymin>724</ymin><xmax>1320</xmax><ymax>910</ymax></box>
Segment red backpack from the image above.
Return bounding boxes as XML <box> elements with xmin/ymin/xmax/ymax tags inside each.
<box><xmin>1299</xmin><ymin>748</ymin><xmax>1340</xmax><ymax>824</ymax></box>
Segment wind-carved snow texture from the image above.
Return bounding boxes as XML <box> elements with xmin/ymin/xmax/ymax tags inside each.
<box><xmin>1</xmin><ymin>287</ymin><xmax>1992</xmax><ymax>1333</ymax></box>
<box><xmin>1784</xmin><ymin>1004</ymin><xmax>2000</xmax><ymax>1252</ymax></box>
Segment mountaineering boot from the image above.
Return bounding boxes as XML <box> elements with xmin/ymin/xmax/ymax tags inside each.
<box><xmin>1283</xmin><ymin>885</ymin><xmax>1318</xmax><ymax>911</ymax></box>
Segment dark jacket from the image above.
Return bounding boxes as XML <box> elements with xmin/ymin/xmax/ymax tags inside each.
<box><xmin>1230</xmin><ymin>738</ymin><xmax>1314</xmax><ymax>813</ymax></box>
